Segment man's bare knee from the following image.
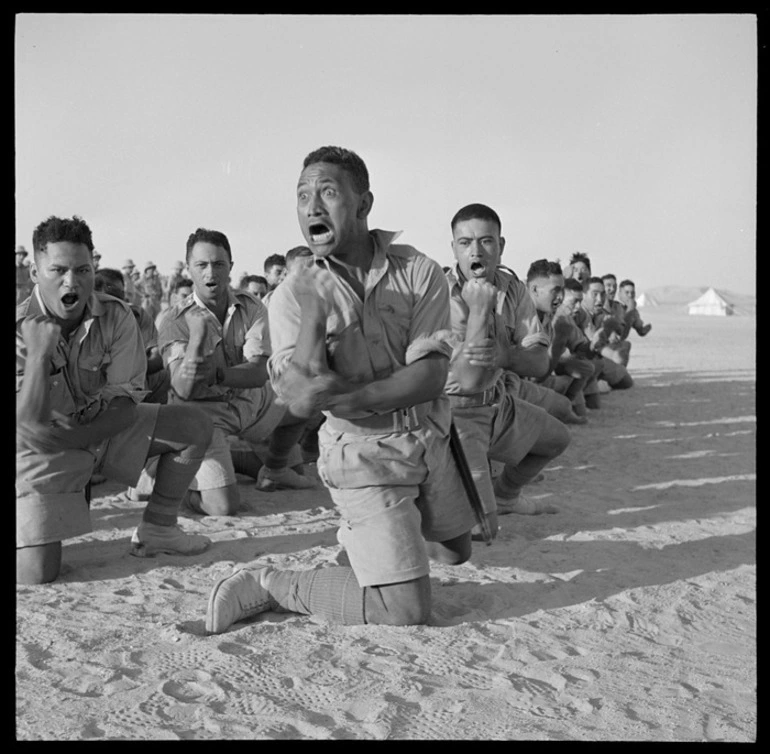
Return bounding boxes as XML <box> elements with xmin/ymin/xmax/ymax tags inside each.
<box><xmin>198</xmin><ymin>485</ymin><xmax>240</xmax><ymax>516</ymax></box>
<box><xmin>365</xmin><ymin>576</ymin><xmax>432</xmax><ymax>626</ymax></box>
<box><xmin>17</xmin><ymin>542</ymin><xmax>62</xmax><ymax>585</ymax></box>
<box><xmin>538</xmin><ymin>417</ymin><xmax>571</xmax><ymax>457</ymax></box>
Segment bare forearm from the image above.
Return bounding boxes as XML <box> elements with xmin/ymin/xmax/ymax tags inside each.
<box><xmin>503</xmin><ymin>345</ymin><xmax>550</xmax><ymax>380</ymax></box>
<box><xmin>329</xmin><ymin>354</ymin><xmax>449</xmax><ymax>415</ymax></box>
<box><xmin>170</xmin><ymin>336</ymin><xmax>208</xmax><ymax>400</ymax></box>
<box><xmin>17</xmin><ymin>354</ymin><xmax>52</xmax><ymax>425</ymax></box>
<box><xmin>547</xmin><ymin>335</ymin><xmax>570</xmax><ymax>374</ymax></box>
<box><xmin>451</xmin><ymin>309</ymin><xmax>496</xmax><ymax>392</ymax></box>
<box><xmin>219</xmin><ymin>360</ymin><xmax>268</xmax><ymax>389</ymax></box>
<box><xmin>290</xmin><ymin>302</ymin><xmax>328</xmax><ymax>373</ymax></box>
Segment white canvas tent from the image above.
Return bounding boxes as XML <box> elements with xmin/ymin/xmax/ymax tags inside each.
<box><xmin>687</xmin><ymin>287</ymin><xmax>733</xmax><ymax>316</ymax></box>
<box><xmin>636</xmin><ymin>292</ymin><xmax>658</xmax><ymax>307</ymax></box>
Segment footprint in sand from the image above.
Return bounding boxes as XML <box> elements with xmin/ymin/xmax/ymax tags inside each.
<box><xmin>379</xmin><ymin>696</ymin><xmax>458</xmax><ymax>740</ymax></box>
<box><xmin>160</xmin><ymin>669</ymin><xmax>227</xmax><ymax>703</ymax></box>
<box><xmin>560</xmin><ymin>667</ymin><xmax>600</xmax><ymax>686</ymax></box>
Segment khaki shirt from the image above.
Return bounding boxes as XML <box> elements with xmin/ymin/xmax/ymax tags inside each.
<box><xmin>158</xmin><ymin>288</ymin><xmax>270</xmax><ymax>410</ymax></box>
<box><xmin>16</xmin><ymin>287</ymin><xmax>149</xmax><ymax>423</ymax></box>
<box><xmin>574</xmin><ymin>303</ymin><xmax>608</xmax><ymax>341</ymax></box>
<box><xmin>267</xmin><ymin>229</ymin><xmax>453</xmax><ymax>422</ymax></box>
<box><xmin>444</xmin><ymin>265</ymin><xmax>545</xmax><ymax>396</ymax></box>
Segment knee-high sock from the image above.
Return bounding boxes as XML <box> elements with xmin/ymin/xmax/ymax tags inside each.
<box><xmin>142</xmin><ymin>443</ymin><xmax>207</xmax><ymax>527</ymax></box>
<box><xmin>495</xmin><ymin>456</ymin><xmax>549</xmax><ymax>498</ymax></box>
<box><xmin>266</xmin><ymin>566</ymin><xmax>366</xmax><ymax>625</ymax></box>
<box><xmin>264</xmin><ymin>421</ymin><xmax>307</xmax><ymax>470</ymax></box>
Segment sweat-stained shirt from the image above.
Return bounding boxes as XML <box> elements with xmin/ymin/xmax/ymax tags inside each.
<box><xmin>267</xmin><ymin>229</ymin><xmax>454</xmax><ymax>426</ymax></box>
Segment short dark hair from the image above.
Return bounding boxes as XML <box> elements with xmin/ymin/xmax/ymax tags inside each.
<box><xmin>185</xmin><ymin>228</ymin><xmax>232</xmax><ymax>262</ymax></box>
<box><xmin>570</xmin><ymin>251</ymin><xmax>591</xmax><ymax>269</ymax></box>
<box><xmin>285</xmin><ymin>246</ymin><xmax>313</xmax><ymax>265</ymax></box>
<box><xmin>450</xmin><ymin>203</ymin><xmax>502</xmax><ymax>234</ymax></box>
<box><xmin>94</xmin><ymin>267</ymin><xmax>125</xmax><ymax>291</ymax></box>
<box><xmin>587</xmin><ymin>276</ymin><xmax>605</xmax><ymax>287</ymax></box>
<box><xmin>173</xmin><ymin>277</ymin><xmax>194</xmax><ymax>293</ymax></box>
<box><xmin>240</xmin><ymin>274</ymin><xmax>268</xmax><ymax>288</ymax></box>
<box><xmin>563</xmin><ymin>278</ymin><xmax>584</xmax><ymax>293</ymax></box>
<box><xmin>601</xmin><ymin>273</ymin><xmax>617</xmax><ymax>283</ymax></box>
<box><xmin>527</xmin><ymin>259</ymin><xmax>563</xmax><ymax>283</ymax></box>
<box><xmin>302</xmin><ymin>146</ymin><xmax>370</xmax><ymax>194</ymax></box>
<box><xmin>619</xmin><ymin>279</ymin><xmax>635</xmax><ymax>288</ymax></box>
<box><xmin>32</xmin><ymin>215</ymin><xmax>94</xmax><ymax>257</ymax></box>
<box><xmin>264</xmin><ymin>254</ymin><xmax>286</xmax><ymax>272</ymax></box>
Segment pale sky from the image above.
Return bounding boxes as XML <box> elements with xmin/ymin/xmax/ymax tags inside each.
<box><xmin>15</xmin><ymin>13</ymin><xmax>757</xmax><ymax>295</ymax></box>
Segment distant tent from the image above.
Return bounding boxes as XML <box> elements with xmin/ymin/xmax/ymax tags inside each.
<box><xmin>636</xmin><ymin>292</ymin><xmax>658</xmax><ymax>307</ymax></box>
<box><xmin>687</xmin><ymin>287</ymin><xmax>733</xmax><ymax>316</ymax></box>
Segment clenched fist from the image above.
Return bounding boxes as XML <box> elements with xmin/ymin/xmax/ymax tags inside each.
<box><xmin>461</xmin><ymin>278</ymin><xmax>497</xmax><ymax>315</ymax></box>
<box><xmin>21</xmin><ymin>315</ymin><xmax>60</xmax><ymax>359</ymax></box>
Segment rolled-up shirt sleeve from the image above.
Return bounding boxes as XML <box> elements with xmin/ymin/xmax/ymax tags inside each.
<box><xmin>242</xmin><ymin>298</ymin><xmax>272</xmax><ymax>362</ymax></box>
<box><xmin>404</xmin><ymin>257</ymin><xmax>453</xmax><ymax>365</ymax></box>
<box><xmin>100</xmin><ymin>306</ymin><xmax>149</xmax><ymax>404</ymax></box>
<box><xmin>266</xmin><ymin>282</ymin><xmax>302</xmax><ymax>395</ymax></box>
<box><xmin>512</xmin><ymin>285</ymin><xmax>549</xmax><ymax>346</ymax></box>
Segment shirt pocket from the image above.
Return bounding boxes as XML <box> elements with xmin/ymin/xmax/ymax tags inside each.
<box><xmin>48</xmin><ymin>368</ymin><xmax>78</xmax><ymax>417</ymax></box>
<box><xmin>376</xmin><ymin>293</ymin><xmax>411</xmax><ymax>353</ymax></box>
<box><xmin>77</xmin><ymin>352</ymin><xmax>109</xmax><ymax>396</ymax></box>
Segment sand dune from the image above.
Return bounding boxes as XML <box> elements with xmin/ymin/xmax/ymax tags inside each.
<box><xmin>16</xmin><ymin>308</ymin><xmax>755</xmax><ymax>741</ymax></box>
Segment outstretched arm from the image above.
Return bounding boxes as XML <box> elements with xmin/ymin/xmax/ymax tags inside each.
<box><xmin>449</xmin><ymin>279</ymin><xmax>498</xmax><ymax>392</ymax></box>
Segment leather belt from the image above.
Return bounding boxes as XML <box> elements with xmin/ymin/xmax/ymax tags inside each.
<box><xmin>324</xmin><ymin>405</ymin><xmax>423</xmax><ymax>435</ymax></box>
<box><xmin>447</xmin><ymin>386</ymin><xmax>498</xmax><ymax>409</ymax></box>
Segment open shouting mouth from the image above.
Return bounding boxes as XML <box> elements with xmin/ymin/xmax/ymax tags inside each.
<box><xmin>60</xmin><ymin>292</ymin><xmax>81</xmax><ymax>309</ymax></box>
<box><xmin>469</xmin><ymin>261</ymin><xmax>487</xmax><ymax>278</ymax></box>
<box><xmin>308</xmin><ymin>222</ymin><xmax>334</xmax><ymax>246</ymax></box>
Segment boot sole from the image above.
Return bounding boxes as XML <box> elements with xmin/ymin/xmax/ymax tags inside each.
<box><xmin>130</xmin><ymin>541</ymin><xmax>210</xmax><ymax>558</ymax></box>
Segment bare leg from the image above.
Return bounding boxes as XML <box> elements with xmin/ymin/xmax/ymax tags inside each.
<box><xmin>494</xmin><ymin>415</ymin><xmax>570</xmax><ymax>514</ymax></box>
<box><xmin>194</xmin><ymin>483</ymin><xmax>241</xmax><ymax>516</ymax></box>
<box><xmin>16</xmin><ymin>541</ymin><xmax>62</xmax><ymax>585</ymax></box>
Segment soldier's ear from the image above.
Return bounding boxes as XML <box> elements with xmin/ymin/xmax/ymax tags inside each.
<box><xmin>499</xmin><ymin>236</ymin><xmax>506</xmax><ymax>256</ymax></box>
<box><xmin>357</xmin><ymin>191</ymin><xmax>374</xmax><ymax>219</ymax></box>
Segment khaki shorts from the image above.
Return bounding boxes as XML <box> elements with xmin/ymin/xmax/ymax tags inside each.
<box><xmin>514</xmin><ymin>376</ymin><xmax>572</xmax><ymax>420</ymax></box>
<box><xmin>187</xmin><ymin>383</ymin><xmax>286</xmax><ymax>491</ymax></box>
<box><xmin>598</xmin><ymin>357</ymin><xmax>632</xmax><ymax>387</ymax></box>
<box><xmin>16</xmin><ymin>402</ymin><xmax>161</xmax><ymax>547</ymax></box>
<box><xmin>316</xmin><ymin>417</ymin><xmax>476</xmax><ymax>587</ymax></box>
<box><xmin>452</xmin><ymin>390</ymin><xmax>551</xmax><ymax>517</ymax></box>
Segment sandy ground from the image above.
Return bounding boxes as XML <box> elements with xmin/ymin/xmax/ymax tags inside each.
<box><xmin>15</xmin><ymin>305</ymin><xmax>756</xmax><ymax>741</ymax></box>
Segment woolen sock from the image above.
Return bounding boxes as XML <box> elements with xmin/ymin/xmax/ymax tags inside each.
<box><xmin>494</xmin><ymin>462</ymin><xmax>539</xmax><ymax>498</ymax></box>
<box><xmin>141</xmin><ymin>444</ymin><xmax>206</xmax><ymax>526</ymax></box>
<box><xmin>264</xmin><ymin>422</ymin><xmax>308</xmax><ymax>470</ymax></box>
<box><xmin>231</xmin><ymin>449</ymin><xmax>263</xmax><ymax>480</ymax></box>
<box><xmin>266</xmin><ymin>566</ymin><xmax>366</xmax><ymax>625</ymax></box>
